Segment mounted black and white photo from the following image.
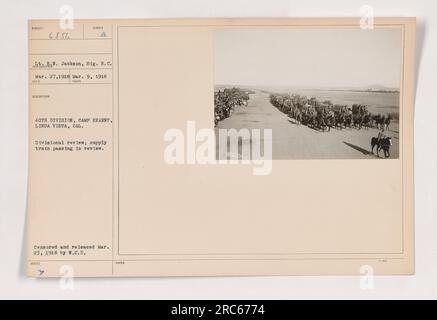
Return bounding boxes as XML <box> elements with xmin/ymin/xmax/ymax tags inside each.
<box><xmin>214</xmin><ymin>28</ymin><xmax>402</xmax><ymax>159</ymax></box>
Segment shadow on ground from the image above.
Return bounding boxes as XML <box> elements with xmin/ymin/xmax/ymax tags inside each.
<box><xmin>343</xmin><ymin>141</ymin><xmax>376</xmax><ymax>157</ymax></box>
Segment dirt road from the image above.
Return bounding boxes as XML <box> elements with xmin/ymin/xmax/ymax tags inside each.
<box><xmin>215</xmin><ymin>91</ymin><xmax>399</xmax><ymax>159</ymax></box>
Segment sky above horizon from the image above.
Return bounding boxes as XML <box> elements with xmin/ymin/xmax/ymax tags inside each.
<box><xmin>214</xmin><ymin>28</ymin><xmax>402</xmax><ymax>89</ymax></box>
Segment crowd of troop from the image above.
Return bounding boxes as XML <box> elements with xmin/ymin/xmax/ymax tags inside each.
<box><xmin>269</xmin><ymin>93</ymin><xmax>394</xmax><ymax>132</ymax></box>
<box><xmin>214</xmin><ymin>88</ymin><xmax>251</xmax><ymax>126</ymax></box>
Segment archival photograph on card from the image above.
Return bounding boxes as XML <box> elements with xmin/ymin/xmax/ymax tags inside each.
<box><xmin>214</xmin><ymin>28</ymin><xmax>402</xmax><ymax>160</ymax></box>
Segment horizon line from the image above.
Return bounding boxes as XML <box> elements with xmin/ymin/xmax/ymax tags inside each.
<box><xmin>215</xmin><ymin>84</ymin><xmax>401</xmax><ymax>91</ymax></box>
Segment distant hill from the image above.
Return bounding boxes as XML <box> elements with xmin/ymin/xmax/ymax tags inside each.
<box><xmin>363</xmin><ymin>85</ymin><xmax>400</xmax><ymax>93</ymax></box>
<box><xmin>215</xmin><ymin>84</ymin><xmax>400</xmax><ymax>93</ymax></box>
<box><xmin>312</xmin><ymin>85</ymin><xmax>400</xmax><ymax>93</ymax></box>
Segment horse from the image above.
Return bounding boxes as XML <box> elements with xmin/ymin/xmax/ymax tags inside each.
<box><xmin>385</xmin><ymin>115</ymin><xmax>392</xmax><ymax>131</ymax></box>
<box><xmin>371</xmin><ymin>137</ymin><xmax>393</xmax><ymax>158</ymax></box>
<box><xmin>373</xmin><ymin>114</ymin><xmax>385</xmax><ymax>129</ymax></box>
<box><xmin>353</xmin><ymin>114</ymin><xmax>363</xmax><ymax>129</ymax></box>
<box><xmin>325</xmin><ymin>111</ymin><xmax>335</xmax><ymax>132</ymax></box>
<box><xmin>314</xmin><ymin>110</ymin><xmax>328</xmax><ymax>131</ymax></box>
<box><xmin>379</xmin><ymin>115</ymin><xmax>386</xmax><ymax>129</ymax></box>
<box><xmin>361</xmin><ymin>113</ymin><xmax>371</xmax><ymax>130</ymax></box>
<box><xmin>294</xmin><ymin>108</ymin><xmax>302</xmax><ymax>125</ymax></box>
<box><xmin>335</xmin><ymin>113</ymin><xmax>345</xmax><ymax>129</ymax></box>
<box><xmin>344</xmin><ymin>113</ymin><xmax>352</xmax><ymax>128</ymax></box>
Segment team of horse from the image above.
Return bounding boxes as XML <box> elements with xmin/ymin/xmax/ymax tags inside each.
<box><xmin>270</xmin><ymin>93</ymin><xmax>395</xmax><ymax>158</ymax></box>
<box><xmin>270</xmin><ymin>93</ymin><xmax>393</xmax><ymax>132</ymax></box>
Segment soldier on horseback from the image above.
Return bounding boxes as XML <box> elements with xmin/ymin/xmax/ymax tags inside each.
<box><xmin>377</xmin><ymin>127</ymin><xmax>386</xmax><ymax>143</ymax></box>
<box><xmin>372</xmin><ymin>127</ymin><xmax>392</xmax><ymax>158</ymax></box>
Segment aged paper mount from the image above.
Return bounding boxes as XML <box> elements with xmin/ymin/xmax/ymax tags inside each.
<box><xmin>27</xmin><ymin>18</ymin><xmax>415</xmax><ymax>277</ymax></box>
